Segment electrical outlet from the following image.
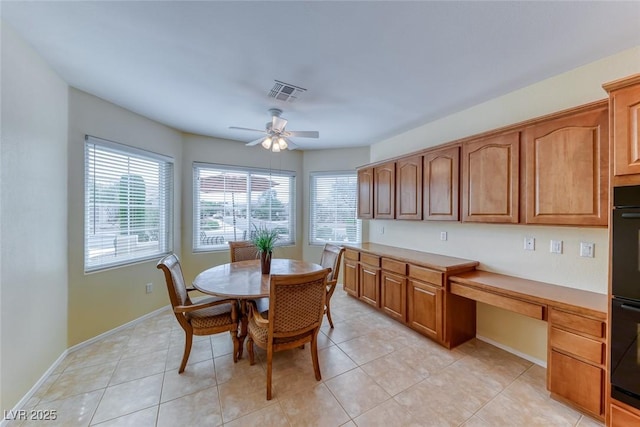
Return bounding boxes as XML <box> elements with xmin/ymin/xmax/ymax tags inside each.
<box><xmin>146</xmin><ymin>283</ymin><xmax>153</xmax><ymax>294</ymax></box>
<box><xmin>440</xmin><ymin>231</ymin><xmax>447</xmax><ymax>241</ymax></box>
<box><xmin>580</xmin><ymin>242</ymin><xmax>595</xmax><ymax>258</ymax></box>
<box><xmin>550</xmin><ymin>240</ymin><xmax>563</xmax><ymax>254</ymax></box>
<box><xmin>524</xmin><ymin>237</ymin><xmax>535</xmax><ymax>251</ymax></box>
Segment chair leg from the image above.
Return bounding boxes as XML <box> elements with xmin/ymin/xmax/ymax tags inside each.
<box><xmin>179</xmin><ymin>330</ymin><xmax>193</xmax><ymax>374</ymax></box>
<box><xmin>266</xmin><ymin>346</ymin><xmax>273</xmax><ymax>400</ymax></box>
<box><xmin>311</xmin><ymin>333</ymin><xmax>321</xmax><ymax>381</ymax></box>
<box><xmin>326</xmin><ymin>303</ymin><xmax>334</xmax><ymax>328</ymax></box>
<box><xmin>247</xmin><ymin>337</ymin><xmax>255</xmax><ymax>365</ymax></box>
<box><xmin>230</xmin><ymin>330</ymin><xmax>239</xmax><ymax>363</ymax></box>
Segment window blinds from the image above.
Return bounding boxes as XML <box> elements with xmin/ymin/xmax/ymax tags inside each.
<box><xmin>309</xmin><ymin>172</ymin><xmax>361</xmax><ymax>245</ymax></box>
<box><xmin>84</xmin><ymin>136</ymin><xmax>173</xmax><ymax>272</ymax></box>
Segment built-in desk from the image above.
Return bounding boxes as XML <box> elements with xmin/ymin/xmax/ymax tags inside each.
<box><xmin>449</xmin><ymin>270</ymin><xmax>608</xmax><ymax>421</ymax></box>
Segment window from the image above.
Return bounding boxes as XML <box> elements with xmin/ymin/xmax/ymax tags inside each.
<box><xmin>84</xmin><ymin>136</ymin><xmax>173</xmax><ymax>272</ymax></box>
<box><xmin>193</xmin><ymin>163</ymin><xmax>296</xmax><ymax>251</ymax></box>
<box><xmin>310</xmin><ymin>172</ymin><xmax>361</xmax><ymax>245</ymax></box>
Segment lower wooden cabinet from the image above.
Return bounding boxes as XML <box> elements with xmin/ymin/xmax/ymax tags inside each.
<box><xmin>407</xmin><ymin>278</ymin><xmax>443</xmax><ymax>341</ymax></box>
<box><xmin>381</xmin><ymin>271</ymin><xmax>407</xmax><ymax>322</ymax></box>
<box><xmin>359</xmin><ymin>263</ymin><xmax>380</xmax><ymax>307</ymax></box>
<box><xmin>547</xmin><ymin>307</ymin><xmax>606</xmax><ymax>420</ymax></box>
<box><xmin>610</xmin><ymin>399</ymin><xmax>640</xmax><ymax>427</ymax></box>
<box><xmin>343</xmin><ymin>258</ymin><xmax>359</xmax><ymax>297</ymax></box>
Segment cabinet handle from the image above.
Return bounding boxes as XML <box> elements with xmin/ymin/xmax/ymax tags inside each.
<box><xmin>621</xmin><ymin>213</ymin><xmax>640</xmax><ymax>219</ymax></box>
<box><xmin>621</xmin><ymin>303</ymin><xmax>640</xmax><ymax>313</ymax></box>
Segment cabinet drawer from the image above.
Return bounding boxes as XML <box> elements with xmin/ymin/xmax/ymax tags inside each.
<box><xmin>549</xmin><ymin>350</ymin><xmax>603</xmax><ymax>417</ymax></box>
<box><xmin>549</xmin><ymin>307</ymin><xmax>604</xmax><ymax>338</ymax></box>
<box><xmin>611</xmin><ymin>401</ymin><xmax>640</xmax><ymax>426</ymax></box>
<box><xmin>408</xmin><ymin>264</ymin><xmax>442</xmax><ymax>286</ymax></box>
<box><xmin>344</xmin><ymin>249</ymin><xmax>359</xmax><ymax>261</ymax></box>
<box><xmin>382</xmin><ymin>258</ymin><xmax>407</xmax><ymax>275</ymax></box>
<box><xmin>360</xmin><ymin>253</ymin><xmax>381</xmax><ymax>267</ymax></box>
<box><xmin>550</xmin><ymin>327</ymin><xmax>603</xmax><ymax>365</ymax></box>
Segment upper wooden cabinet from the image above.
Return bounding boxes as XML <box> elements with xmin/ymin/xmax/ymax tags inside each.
<box><xmin>396</xmin><ymin>155</ymin><xmax>423</xmax><ymax>220</ymax></box>
<box><xmin>357</xmin><ymin>167</ymin><xmax>374</xmax><ymax>219</ymax></box>
<box><xmin>462</xmin><ymin>132</ymin><xmax>520</xmax><ymax>223</ymax></box>
<box><xmin>374</xmin><ymin>162</ymin><xmax>396</xmax><ymax>219</ymax></box>
<box><xmin>523</xmin><ymin>103</ymin><xmax>608</xmax><ymax>226</ymax></box>
<box><xmin>603</xmin><ymin>74</ymin><xmax>640</xmax><ymax>179</ymax></box>
<box><xmin>424</xmin><ymin>145</ymin><xmax>460</xmax><ymax>221</ymax></box>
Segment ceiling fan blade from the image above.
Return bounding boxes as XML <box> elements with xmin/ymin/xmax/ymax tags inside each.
<box><xmin>286</xmin><ymin>130</ymin><xmax>319</xmax><ymax>138</ymax></box>
<box><xmin>271</xmin><ymin>116</ymin><xmax>288</xmax><ymax>132</ymax></box>
<box><xmin>285</xmin><ymin>139</ymin><xmax>299</xmax><ymax>150</ymax></box>
<box><xmin>245</xmin><ymin>137</ymin><xmax>266</xmax><ymax>146</ymax></box>
<box><xmin>229</xmin><ymin>126</ymin><xmax>267</xmax><ymax>133</ymax></box>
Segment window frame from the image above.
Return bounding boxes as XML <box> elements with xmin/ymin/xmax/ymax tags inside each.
<box><xmin>84</xmin><ymin>135</ymin><xmax>174</xmax><ymax>273</ymax></box>
<box><xmin>309</xmin><ymin>171</ymin><xmax>362</xmax><ymax>246</ymax></box>
<box><xmin>193</xmin><ymin>162</ymin><xmax>296</xmax><ymax>253</ymax></box>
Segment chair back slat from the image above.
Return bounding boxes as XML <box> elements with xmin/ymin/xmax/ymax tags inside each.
<box><xmin>229</xmin><ymin>241</ymin><xmax>259</xmax><ymax>262</ymax></box>
<box><xmin>320</xmin><ymin>244</ymin><xmax>345</xmax><ymax>282</ymax></box>
<box><xmin>157</xmin><ymin>254</ymin><xmax>191</xmax><ymax>308</ymax></box>
<box><xmin>269</xmin><ymin>269</ymin><xmax>330</xmax><ymax>335</ymax></box>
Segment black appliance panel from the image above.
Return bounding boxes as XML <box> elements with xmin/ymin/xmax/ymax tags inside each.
<box><xmin>611</xmin><ymin>297</ymin><xmax>640</xmax><ymax>409</ymax></box>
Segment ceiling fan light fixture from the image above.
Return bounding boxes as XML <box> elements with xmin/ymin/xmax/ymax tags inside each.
<box><xmin>277</xmin><ymin>137</ymin><xmax>288</xmax><ymax>150</ymax></box>
<box><xmin>261</xmin><ymin>136</ymin><xmax>273</xmax><ymax>149</ymax></box>
<box><xmin>271</xmin><ymin>142</ymin><xmax>281</xmax><ymax>153</ymax></box>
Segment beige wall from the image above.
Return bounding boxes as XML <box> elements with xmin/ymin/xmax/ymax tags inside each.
<box><xmin>1</xmin><ymin>23</ymin><xmax>69</xmax><ymax>411</ymax></box>
<box><xmin>179</xmin><ymin>134</ymin><xmax>304</xmax><ymax>285</ymax></box>
<box><xmin>67</xmin><ymin>89</ymin><xmax>183</xmax><ymax>346</ymax></box>
<box><xmin>301</xmin><ymin>147</ymin><xmax>371</xmax><ymax>267</ymax></box>
<box><xmin>368</xmin><ymin>46</ymin><xmax>640</xmax><ymax>363</ymax></box>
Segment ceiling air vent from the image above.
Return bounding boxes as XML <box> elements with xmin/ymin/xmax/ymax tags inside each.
<box><xmin>268</xmin><ymin>80</ymin><xmax>306</xmax><ymax>103</ymax></box>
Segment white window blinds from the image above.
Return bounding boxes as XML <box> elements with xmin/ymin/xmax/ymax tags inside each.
<box><xmin>193</xmin><ymin>163</ymin><xmax>296</xmax><ymax>251</ymax></box>
<box><xmin>310</xmin><ymin>172</ymin><xmax>361</xmax><ymax>245</ymax></box>
<box><xmin>84</xmin><ymin>136</ymin><xmax>174</xmax><ymax>272</ymax></box>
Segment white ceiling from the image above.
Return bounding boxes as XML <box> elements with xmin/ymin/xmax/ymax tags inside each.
<box><xmin>2</xmin><ymin>1</ymin><xmax>639</xmax><ymax>150</ymax></box>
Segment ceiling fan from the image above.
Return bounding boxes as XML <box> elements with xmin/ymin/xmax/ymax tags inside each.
<box><xmin>230</xmin><ymin>108</ymin><xmax>319</xmax><ymax>152</ymax></box>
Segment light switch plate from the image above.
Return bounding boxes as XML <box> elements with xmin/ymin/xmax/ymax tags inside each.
<box><xmin>440</xmin><ymin>231</ymin><xmax>447</xmax><ymax>241</ymax></box>
<box><xmin>580</xmin><ymin>242</ymin><xmax>595</xmax><ymax>258</ymax></box>
<box><xmin>550</xmin><ymin>240</ymin><xmax>563</xmax><ymax>254</ymax></box>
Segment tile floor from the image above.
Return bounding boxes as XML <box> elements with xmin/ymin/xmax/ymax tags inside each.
<box><xmin>9</xmin><ymin>291</ymin><xmax>603</xmax><ymax>426</ymax></box>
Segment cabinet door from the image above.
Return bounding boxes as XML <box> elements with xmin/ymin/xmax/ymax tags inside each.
<box><xmin>524</xmin><ymin>105</ymin><xmax>608</xmax><ymax>226</ymax></box>
<box><xmin>359</xmin><ymin>264</ymin><xmax>380</xmax><ymax>307</ymax></box>
<box><xmin>611</xmin><ymin>401</ymin><xmax>640</xmax><ymax>427</ymax></box>
<box><xmin>548</xmin><ymin>350</ymin><xmax>603</xmax><ymax>417</ymax></box>
<box><xmin>424</xmin><ymin>146</ymin><xmax>459</xmax><ymax>221</ymax></box>
<box><xmin>357</xmin><ymin>168</ymin><xmax>374</xmax><ymax>219</ymax></box>
<box><xmin>374</xmin><ymin>162</ymin><xmax>395</xmax><ymax>219</ymax></box>
<box><xmin>396</xmin><ymin>156</ymin><xmax>422</xmax><ymax>220</ymax></box>
<box><xmin>407</xmin><ymin>279</ymin><xmax>443</xmax><ymax>341</ymax></box>
<box><xmin>610</xmin><ymin>79</ymin><xmax>640</xmax><ymax>176</ymax></box>
<box><xmin>343</xmin><ymin>259</ymin><xmax>359</xmax><ymax>297</ymax></box>
<box><xmin>381</xmin><ymin>271</ymin><xmax>407</xmax><ymax>322</ymax></box>
<box><xmin>462</xmin><ymin>132</ymin><xmax>520</xmax><ymax>223</ymax></box>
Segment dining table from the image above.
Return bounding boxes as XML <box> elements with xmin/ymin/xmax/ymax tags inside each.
<box><xmin>192</xmin><ymin>258</ymin><xmax>326</xmax><ymax>358</ymax></box>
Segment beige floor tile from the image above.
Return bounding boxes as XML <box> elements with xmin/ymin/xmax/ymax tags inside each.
<box><xmin>395</xmin><ymin>377</ymin><xmax>485</xmax><ymax>425</ymax></box>
<box><xmin>21</xmin><ymin>390</ymin><xmax>102</xmax><ymax>427</ymax></box>
<box><xmin>165</xmin><ymin>338</ymin><xmax>213</xmax><ymax>372</ymax></box>
<box><xmin>211</xmin><ymin>332</ymin><xmax>237</xmax><ymax>358</ymax></box>
<box><xmin>577</xmin><ymin>414</ymin><xmax>604</xmax><ymax>426</ymax></box>
<box><xmin>460</xmin><ymin>415</ymin><xmax>494</xmax><ymax>426</ymax></box>
<box><xmin>31</xmin><ymin>374</ymin><xmax>60</xmax><ymax>401</ymax></box>
<box><xmin>92</xmin><ymin>373</ymin><xmax>163</xmax><ymax>424</ymax></box>
<box><xmin>270</xmin><ymin>360</ymin><xmax>325</xmax><ymax>397</ymax></box>
<box><xmin>122</xmin><ymin>331</ymin><xmax>171</xmax><ymax>358</ymax></box>
<box><xmin>91</xmin><ymin>406</ymin><xmax>157</xmax><ymax>426</ymax></box>
<box><xmin>430</xmin><ymin>360</ymin><xmax>505</xmax><ymax>404</ymax></box>
<box><xmin>353</xmin><ymin>398</ymin><xmax>423</xmax><ymax>427</ymax></box>
<box><xmin>218</xmin><ymin>370</ymin><xmax>278</xmax><ymax>422</ymax></box>
<box><xmin>337</xmin><ymin>334</ymin><xmax>403</xmax><ymax>365</ymax></box>
<box><xmin>325</xmin><ymin>368</ymin><xmax>391</xmax><ymax>418</ymax></box>
<box><xmin>360</xmin><ymin>351</ymin><xmax>427</xmax><ymax>396</ymax></box>
<box><xmin>40</xmin><ymin>362</ymin><xmax>117</xmax><ymax>403</ymax></box>
<box><xmin>475</xmin><ymin>393</ymin><xmax>581</xmax><ymax>426</ymax></box>
<box><xmin>318</xmin><ymin>345</ymin><xmax>357</xmax><ymax>380</ymax></box>
<box><xmin>278</xmin><ymin>383</ymin><xmax>350</xmax><ymax>427</ymax></box>
<box><xmin>214</xmin><ymin>353</ymin><xmax>264</xmax><ymax>385</ymax></box>
<box><xmin>157</xmin><ymin>386</ymin><xmax>223</xmax><ymax>427</ymax></box>
<box><xmin>110</xmin><ymin>349</ymin><xmax>168</xmax><ymax>386</ymax></box>
<box><xmin>223</xmin><ymin>404</ymin><xmax>291</xmax><ymax>427</ymax></box>
<box><xmin>161</xmin><ymin>358</ymin><xmax>216</xmax><ymax>403</ymax></box>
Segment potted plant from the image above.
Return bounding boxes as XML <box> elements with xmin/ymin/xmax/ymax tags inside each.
<box><xmin>251</xmin><ymin>225</ymin><xmax>280</xmax><ymax>274</ymax></box>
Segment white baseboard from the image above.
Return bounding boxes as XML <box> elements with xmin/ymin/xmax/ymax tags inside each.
<box><xmin>1</xmin><ymin>304</ymin><xmax>171</xmax><ymax>427</ymax></box>
<box><xmin>476</xmin><ymin>334</ymin><xmax>547</xmax><ymax>368</ymax></box>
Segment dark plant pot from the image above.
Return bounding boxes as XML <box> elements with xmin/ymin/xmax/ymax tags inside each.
<box><xmin>260</xmin><ymin>251</ymin><xmax>272</xmax><ymax>275</ymax></box>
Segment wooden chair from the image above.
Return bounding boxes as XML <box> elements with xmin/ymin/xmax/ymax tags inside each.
<box><xmin>246</xmin><ymin>268</ymin><xmax>331</xmax><ymax>400</ymax></box>
<box><xmin>319</xmin><ymin>244</ymin><xmax>345</xmax><ymax>328</ymax></box>
<box><xmin>157</xmin><ymin>254</ymin><xmax>239</xmax><ymax>372</ymax></box>
<box><xmin>228</xmin><ymin>240</ymin><xmax>259</xmax><ymax>262</ymax></box>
